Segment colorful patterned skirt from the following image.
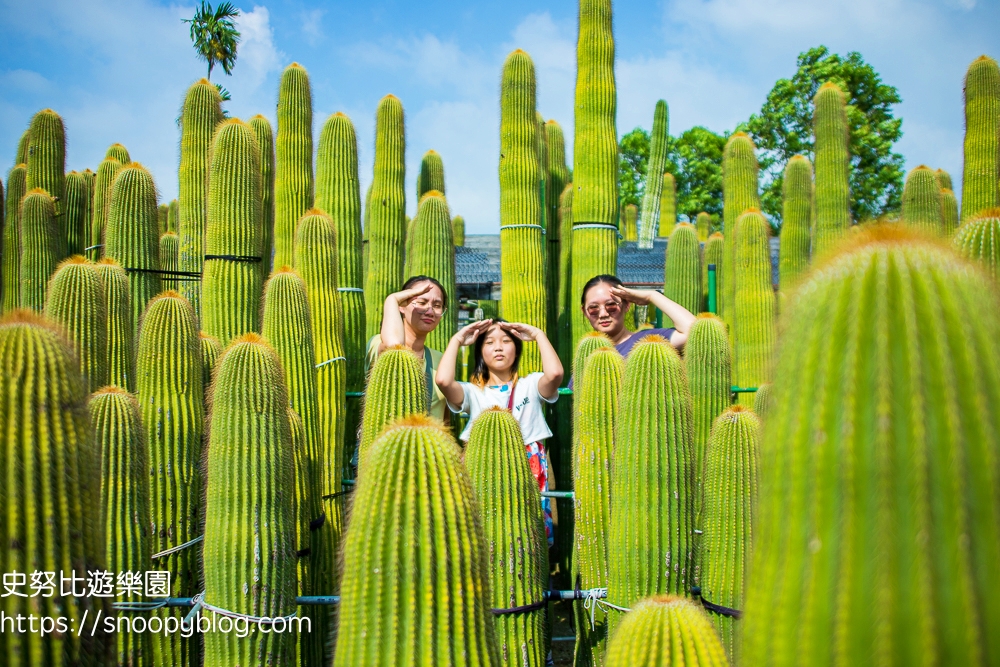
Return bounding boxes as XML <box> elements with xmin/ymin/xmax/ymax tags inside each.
<box><xmin>525</xmin><ymin>441</ymin><xmax>554</xmax><ymax>547</ymax></box>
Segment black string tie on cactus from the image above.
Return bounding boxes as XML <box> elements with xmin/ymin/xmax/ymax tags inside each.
<box><xmin>490</xmin><ymin>599</ymin><xmax>548</xmax><ymax>615</ymax></box>
<box><xmin>321</xmin><ymin>487</ymin><xmax>354</xmax><ymax>501</ymax></box>
<box><xmin>123</xmin><ymin>267</ymin><xmax>203</xmax><ymax>281</ymax></box>
<box><xmin>691</xmin><ymin>586</ymin><xmax>743</xmax><ymax>619</ymax></box>
<box><xmin>203</xmin><ymin>254</ymin><xmax>262</xmax><ymax>263</ymax></box>
<box><xmin>309</xmin><ymin>514</ymin><xmax>326</xmax><ymax>531</ymax></box>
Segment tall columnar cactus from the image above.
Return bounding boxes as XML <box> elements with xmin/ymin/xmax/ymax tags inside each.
<box><xmin>683</xmin><ymin>313</ymin><xmax>732</xmax><ymax>524</ymax></box>
<box><xmin>159</xmin><ymin>231</ymin><xmax>179</xmax><ymax>291</ymax></box>
<box><xmin>546</xmin><ymin>120</ymin><xmax>570</xmax><ymax>330</ymax></box>
<box><xmin>407</xmin><ymin>191</ymin><xmax>457</xmax><ymax>349</ymax></box>
<box><xmin>571</xmin><ymin>0</ymin><xmax>619</xmax><ymax>352</ymax></box>
<box><xmin>105</xmin><ymin>143</ymin><xmax>130</xmax><ymax>164</ymax></box>
<box><xmin>452</xmin><ymin>214</ymin><xmax>466</xmax><ymax>246</ymax></box>
<box><xmin>202</xmin><ymin>119</ymin><xmax>263</xmax><ymax>346</ymax></box>
<box><xmin>82</xmin><ymin>168</ymin><xmax>95</xmax><ymax>227</ymax></box>
<box><xmin>572</xmin><ymin>344</ymin><xmax>623</xmax><ymax>666</ymax></box>
<box><xmin>334</xmin><ymin>416</ymin><xmax>499</xmax><ymax>666</ymax></box>
<box><xmin>137</xmin><ymin>292</ymin><xmax>204</xmax><ymax>666</ymax></box>
<box><xmin>621</xmin><ymin>203</ymin><xmax>638</xmax><ymax>242</ymax></box>
<box><xmin>699</xmin><ymin>406</ymin><xmax>759</xmax><ymax>661</ymax></box>
<box><xmin>158</xmin><ymin>203</ymin><xmax>169</xmax><ymax>235</ymax></box>
<box><xmin>315</xmin><ymin>112</ymin><xmax>365</xmax><ymax>404</ymax></box>
<box><xmin>199</xmin><ymin>331</ymin><xmax>222</xmax><ymax>390</ymax></box>
<box><xmin>90</xmin><ymin>157</ymin><xmax>122</xmax><ymax>259</ymax></box>
<box><xmin>696</xmin><ymin>211</ymin><xmax>711</xmax><ymax>241</ymax></box>
<box><xmin>25</xmin><ymin>109</ymin><xmax>66</xmax><ymax>213</ymax></box>
<box><xmin>732</xmin><ymin>209</ymin><xmax>774</xmax><ymax>404</ymax></box>
<box><xmin>19</xmin><ymin>188</ymin><xmax>63</xmax><ymax>311</ymax></box>
<box><xmin>1</xmin><ymin>311</ymin><xmax>111</xmax><ymax>667</ymax></box>
<box><xmin>249</xmin><ymin>114</ymin><xmax>276</xmax><ymax>274</ymax></box>
<box><xmin>703</xmin><ymin>232</ymin><xmax>724</xmax><ymax>310</ymax></box>
<box><xmin>812</xmin><ymin>82</ymin><xmax>851</xmax><ymax>255</ymax></box>
<box><xmin>90</xmin><ymin>387</ymin><xmax>152</xmax><ymax>667</ymax></box>
<box><xmin>659</xmin><ymin>173</ymin><xmax>677</xmax><ymax>236</ymax></box>
<box><xmin>2</xmin><ymin>164</ymin><xmax>26</xmax><ymax>312</ymax></box>
<box><xmin>556</xmin><ymin>183</ymin><xmax>575</xmax><ymax>369</ymax></box>
<box><xmin>742</xmin><ymin>224</ymin><xmax>1000</xmax><ymax>666</ymax></box>
<box><xmin>500</xmin><ymin>49</ymin><xmax>546</xmax><ymax>373</ymax></box>
<box><xmin>961</xmin><ymin>55</ymin><xmax>1000</xmax><ymax>219</ymax></box>
<box><xmin>608</xmin><ymin>335</ymin><xmax>694</xmax><ymax>636</ymax></box>
<box><xmin>202</xmin><ymin>334</ymin><xmax>297</xmax><ymax>667</ymax></box>
<box><xmin>466</xmin><ymin>408</ymin><xmax>549</xmax><ymax>667</ymax></box>
<box><xmin>293</xmin><ymin>210</ymin><xmax>348</xmax><ymax>494</ymax></box>
<box><xmin>64</xmin><ymin>171</ymin><xmax>90</xmax><ymax>256</ymax></box>
<box><xmin>663</xmin><ymin>222</ymin><xmax>701</xmax><ymax>323</ymax></box>
<box><xmin>604</xmin><ymin>596</ymin><xmax>729</xmax><ymax>667</ymax></box>
<box><xmin>417</xmin><ymin>149</ymin><xmax>446</xmax><ymax>199</ymax></box>
<box><xmin>178</xmin><ymin>79</ymin><xmax>223</xmax><ymax>315</ymax></box>
<box><xmin>721</xmin><ymin>132</ymin><xmax>760</xmax><ymax>328</ymax></box>
<box><xmin>275</xmin><ymin>63</ymin><xmax>314</xmax><ymax>269</ymax></box>
<box><xmin>941</xmin><ymin>188</ymin><xmax>960</xmax><ymax>234</ymax></box>
<box><xmin>357</xmin><ymin>345</ymin><xmax>428</xmax><ymax>469</ymax></box>
<box><xmin>537</xmin><ymin>112</ymin><xmax>552</xmax><ymax>335</ymax></box>
<box><xmin>752</xmin><ymin>382</ymin><xmax>772</xmax><ymax>418</ymax></box>
<box><xmin>954</xmin><ymin>208</ymin><xmax>1000</xmax><ymax>278</ymax></box>
<box><xmin>104</xmin><ymin>163</ymin><xmax>161</xmax><ymax>333</ymax></box>
<box><xmin>902</xmin><ymin>165</ymin><xmax>943</xmax><ymax>232</ymax></box>
<box><xmin>44</xmin><ymin>256</ymin><xmax>108</xmax><ymax>394</ymax></box>
<box><xmin>166</xmin><ymin>198</ymin><xmax>178</xmax><ymax>233</ymax></box>
<box><xmin>95</xmin><ymin>258</ymin><xmax>134</xmax><ymax>391</ymax></box>
<box><xmin>637</xmin><ymin>100</ymin><xmax>668</xmax><ymax>246</ymax></box>
<box><xmin>365</xmin><ymin>95</ymin><xmax>406</xmax><ymax>339</ymax></box>
<box><xmin>779</xmin><ymin>155</ymin><xmax>813</xmax><ymax>287</ymax></box>
<box><xmin>935</xmin><ymin>168</ymin><xmax>953</xmax><ymax>191</ymax></box>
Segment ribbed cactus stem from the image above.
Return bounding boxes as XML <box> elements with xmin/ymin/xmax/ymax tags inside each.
<box><xmin>742</xmin><ymin>225</ymin><xmax>1000</xmax><ymax>666</ymax></box>
<box><xmin>953</xmin><ymin>208</ymin><xmax>1000</xmax><ymax>278</ymax></box>
<box><xmin>779</xmin><ymin>155</ymin><xmax>813</xmax><ymax>287</ymax></box>
<box><xmin>466</xmin><ymin>408</ymin><xmax>549</xmax><ymax>666</ymax></box>
<box><xmin>941</xmin><ymin>188</ymin><xmax>960</xmax><ymax>234</ymax></box>
<box><xmin>202</xmin><ymin>119</ymin><xmax>263</xmax><ymax>346</ymax></box>
<box><xmin>158</xmin><ymin>203</ymin><xmax>168</xmax><ymax>235</ymax></box>
<box><xmin>104</xmin><ymin>163</ymin><xmax>161</xmax><ymax>334</ymax></box>
<box><xmin>721</xmin><ymin>132</ymin><xmax>760</xmax><ymax>328</ymax></box>
<box><xmin>961</xmin><ymin>56</ymin><xmax>1000</xmax><ymax>219</ymax></box>
<box><xmin>19</xmin><ymin>188</ymin><xmax>63</xmax><ymax>311</ymax></box>
<box><xmin>556</xmin><ymin>183</ymin><xmax>575</xmax><ymax>369</ymax></box>
<box><xmin>365</xmin><ymin>95</ymin><xmax>406</xmax><ymax>339</ymax></box>
<box><xmin>2</xmin><ymin>164</ymin><xmax>26</xmax><ymax>312</ymax></box>
<box><xmin>95</xmin><ymin>259</ymin><xmax>134</xmax><ymax>391</ymax></box>
<box><xmin>703</xmin><ymin>233</ymin><xmax>724</xmax><ymax>308</ymax></box>
<box><xmin>659</xmin><ymin>173</ymin><xmax>677</xmax><ymax>238</ymax></box>
<box><xmin>621</xmin><ymin>203</ymin><xmax>638</xmax><ymax>242</ymax></box>
<box><xmin>699</xmin><ymin>406</ymin><xmax>759</xmax><ymax>661</ymax></box>
<box><xmin>812</xmin><ymin>82</ymin><xmax>851</xmax><ymax>255</ymax></box>
<box><xmin>137</xmin><ymin>292</ymin><xmax>204</xmax><ymax>666</ymax></box>
<box><xmin>696</xmin><ymin>212</ymin><xmax>711</xmax><ymax>242</ymax></box>
<box><xmin>334</xmin><ymin>416</ymin><xmax>499</xmax><ymax>666</ymax></box>
<box><xmin>199</xmin><ymin>331</ymin><xmax>222</xmax><ymax>390</ymax></box>
<box><xmin>90</xmin><ymin>157</ymin><xmax>122</xmax><ymax>259</ymax></box>
<box><xmin>167</xmin><ymin>198</ymin><xmax>178</xmax><ymax>233</ymax></box>
<box><xmin>178</xmin><ymin>79</ymin><xmax>223</xmax><ymax>314</ymax></box>
<box><xmin>64</xmin><ymin>171</ymin><xmax>90</xmax><ymax>256</ymax></box>
<box><xmin>604</xmin><ymin>596</ymin><xmax>729</xmax><ymax>667</ymax></box>
<box><xmin>500</xmin><ymin>49</ymin><xmax>546</xmax><ymax>372</ymax></box>
<box><xmin>452</xmin><ymin>214</ymin><xmax>466</xmax><ymax>246</ymax></box>
<box><xmin>902</xmin><ymin>165</ymin><xmax>943</xmax><ymax>232</ymax></box>
<box><xmin>90</xmin><ymin>386</ymin><xmax>152</xmax><ymax>667</ymax></box>
<box><xmin>44</xmin><ymin>256</ymin><xmax>108</xmax><ymax>393</ymax></box>
<box><xmin>159</xmin><ymin>231</ymin><xmax>179</xmax><ymax>291</ymax></box>
<box><xmin>357</xmin><ymin>345</ymin><xmax>428</xmax><ymax>470</ymax></box>
<box><xmin>636</xmin><ymin>101</ymin><xmax>668</xmax><ymax>246</ymax></box>
<box><xmin>663</xmin><ymin>222</ymin><xmax>701</xmax><ymax>323</ymax></box>
<box><xmin>202</xmin><ymin>333</ymin><xmax>297</xmax><ymax>666</ymax></box>
<box><xmin>546</xmin><ymin>120</ymin><xmax>570</xmax><ymax>332</ymax></box>
<box><xmin>608</xmin><ymin>335</ymin><xmax>694</xmax><ymax>636</ymax></box>
<box><xmin>417</xmin><ymin>149</ymin><xmax>446</xmax><ymax>198</ymax></box>
<box><xmin>275</xmin><ymin>63</ymin><xmax>314</xmax><ymax>268</ymax></box>
<box><xmin>935</xmin><ymin>168</ymin><xmax>953</xmax><ymax>191</ymax></box>
<box><xmin>249</xmin><ymin>115</ymin><xmax>276</xmax><ymax>275</ymax></box>
<box><xmin>15</xmin><ymin>128</ymin><xmax>30</xmax><ymax>164</ymax></box>
<box><xmin>732</xmin><ymin>209</ymin><xmax>774</xmax><ymax>405</ymax></box>
<box><xmin>407</xmin><ymin>191</ymin><xmax>457</xmax><ymax>350</ymax></box>
<box><xmin>752</xmin><ymin>382</ymin><xmax>771</xmax><ymax>418</ymax></box>
<box><xmin>571</xmin><ymin>0</ymin><xmax>618</xmax><ymax>352</ymax></box>
<box><xmin>25</xmin><ymin>109</ymin><xmax>66</xmax><ymax>215</ymax></box>
<box><xmin>1</xmin><ymin>310</ymin><xmax>111</xmax><ymax>666</ymax></box>
<box><xmin>105</xmin><ymin>143</ymin><xmax>130</xmax><ymax>164</ymax></box>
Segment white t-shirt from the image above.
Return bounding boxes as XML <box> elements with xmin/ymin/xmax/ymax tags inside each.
<box><xmin>448</xmin><ymin>372</ymin><xmax>559</xmax><ymax>444</ymax></box>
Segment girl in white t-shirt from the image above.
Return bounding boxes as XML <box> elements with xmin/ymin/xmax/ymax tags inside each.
<box><xmin>436</xmin><ymin>318</ymin><xmax>564</xmax><ymax>544</ymax></box>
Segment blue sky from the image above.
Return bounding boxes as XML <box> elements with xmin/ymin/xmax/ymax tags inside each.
<box><xmin>1</xmin><ymin>0</ymin><xmax>997</xmax><ymax>233</ymax></box>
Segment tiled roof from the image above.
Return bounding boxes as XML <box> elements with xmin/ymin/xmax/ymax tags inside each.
<box><xmin>617</xmin><ymin>240</ymin><xmax>669</xmax><ymax>285</ymax></box>
<box><xmin>456</xmin><ymin>245</ymin><xmax>500</xmax><ymax>285</ymax></box>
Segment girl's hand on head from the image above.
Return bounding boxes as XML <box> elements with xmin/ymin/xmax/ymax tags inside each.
<box><xmin>455</xmin><ymin>319</ymin><xmax>492</xmax><ymax>346</ymax></box>
<box><xmin>609</xmin><ymin>285</ymin><xmax>650</xmax><ymax>306</ymax></box>
<box><xmin>498</xmin><ymin>321</ymin><xmax>539</xmax><ymax>342</ymax></box>
<box><xmin>390</xmin><ymin>282</ymin><xmax>433</xmax><ymax>308</ymax></box>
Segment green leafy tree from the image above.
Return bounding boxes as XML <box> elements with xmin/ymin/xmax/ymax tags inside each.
<box><xmin>744</xmin><ymin>46</ymin><xmax>904</xmax><ymax>226</ymax></box>
<box><xmin>619</xmin><ymin>127</ymin><xmax>650</xmax><ymax>211</ymax></box>
<box><xmin>183</xmin><ymin>1</ymin><xmax>241</xmax><ymax>81</ymax></box>
<box><xmin>667</xmin><ymin>126</ymin><xmax>726</xmax><ymax>224</ymax></box>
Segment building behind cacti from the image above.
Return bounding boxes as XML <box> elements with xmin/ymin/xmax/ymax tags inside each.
<box><xmin>639</xmin><ymin>100</ymin><xmax>668</xmax><ymax>246</ymax></box>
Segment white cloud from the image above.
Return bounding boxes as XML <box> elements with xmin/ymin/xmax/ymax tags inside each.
<box><xmin>300</xmin><ymin>9</ymin><xmax>325</xmax><ymax>47</ymax></box>
<box><xmin>227</xmin><ymin>6</ymin><xmax>285</xmax><ymax>103</ymax></box>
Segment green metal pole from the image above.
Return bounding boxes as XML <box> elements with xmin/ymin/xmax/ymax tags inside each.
<box><xmin>707</xmin><ymin>263</ymin><xmax>717</xmax><ymax>314</ymax></box>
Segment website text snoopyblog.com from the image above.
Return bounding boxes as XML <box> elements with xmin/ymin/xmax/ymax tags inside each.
<box><xmin>1</xmin><ymin>610</ymin><xmax>311</xmax><ymax>639</ymax></box>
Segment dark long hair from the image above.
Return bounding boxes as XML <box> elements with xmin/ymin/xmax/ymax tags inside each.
<box><xmin>580</xmin><ymin>274</ymin><xmax>623</xmax><ymax>306</ymax></box>
<box><xmin>402</xmin><ymin>275</ymin><xmax>448</xmax><ymax>309</ymax></box>
<box><xmin>469</xmin><ymin>319</ymin><xmax>522</xmax><ymax>388</ymax></box>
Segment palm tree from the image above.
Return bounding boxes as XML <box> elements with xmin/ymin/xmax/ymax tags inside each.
<box><xmin>183</xmin><ymin>1</ymin><xmax>241</xmax><ymax>81</ymax></box>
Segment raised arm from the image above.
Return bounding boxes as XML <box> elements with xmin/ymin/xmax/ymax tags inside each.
<box><xmin>435</xmin><ymin>319</ymin><xmax>493</xmax><ymax>408</ymax></box>
<box><xmin>378</xmin><ymin>283</ymin><xmax>432</xmax><ymax>352</ymax></box>
<box><xmin>499</xmin><ymin>322</ymin><xmax>564</xmax><ymax>399</ymax></box>
<box><xmin>609</xmin><ymin>285</ymin><xmax>697</xmax><ymax>348</ymax></box>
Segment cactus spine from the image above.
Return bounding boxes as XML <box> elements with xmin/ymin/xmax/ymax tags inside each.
<box><xmin>159</xmin><ymin>231</ymin><xmax>179</xmax><ymax>291</ymax></box>
<box><xmin>571</xmin><ymin>0</ymin><xmax>618</xmax><ymax>352</ymax></box>
<box><xmin>1</xmin><ymin>311</ymin><xmax>110</xmax><ymax>666</ymax></box>
<box><xmin>44</xmin><ymin>256</ymin><xmax>108</xmax><ymax>393</ymax></box>
<box><xmin>466</xmin><ymin>408</ymin><xmax>549</xmax><ymax>666</ymax></box>
<box><xmin>721</xmin><ymin>132</ymin><xmax>760</xmax><ymax>328</ymax></box>
<box><xmin>779</xmin><ymin>155</ymin><xmax>813</xmax><ymax>287</ymax></box>
<box><xmin>452</xmin><ymin>214</ymin><xmax>466</xmax><ymax>246</ymax></box>
<box><xmin>178</xmin><ymin>79</ymin><xmax>223</xmax><ymax>314</ymax></box>
<box><xmin>249</xmin><ymin>114</ymin><xmax>276</xmax><ymax>274</ymax></box>
<box><xmin>203</xmin><ymin>334</ymin><xmax>297</xmax><ymax>667</ymax></box>
<box><xmin>621</xmin><ymin>203</ymin><xmax>638</xmax><ymax>242</ymax></box>
<box><xmin>95</xmin><ymin>258</ymin><xmax>134</xmax><ymax>391</ymax></box>
<box><xmin>90</xmin><ymin>157</ymin><xmax>122</xmax><ymax>259</ymax></box>
<box><xmin>90</xmin><ymin>387</ymin><xmax>152</xmax><ymax>667</ymax></box>
<box><xmin>19</xmin><ymin>188</ymin><xmax>63</xmax><ymax>311</ymax></box>
<box><xmin>953</xmin><ymin>208</ymin><xmax>1000</xmax><ymax>278</ymax></box>
<box><xmin>202</xmin><ymin>119</ymin><xmax>263</xmax><ymax>346</ymax></box>
<box><xmin>500</xmin><ymin>50</ymin><xmax>546</xmax><ymax>373</ymax></box>
<box><xmin>275</xmin><ymin>63</ymin><xmax>314</xmax><ymax>268</ymax></box>
<box><xmin>137</xmin><ymin>292</ymin><xmax>204</xmax><ymax>666</ymax></box>
<box><xmin>638</xmin><ymin>100</ymin><xmax>668</xmax><ymax>246</ymax></box>
<box><xmin>199</xmin><ymin>331</ymin><xmax>222</xmax><ymax>390</ymax></box>
<box><xmin>902</xmin><ymin>165</ymin><xmax>943</xmax><ymax>232</ymax></box>
<box><xmin>407</xmin><ymin>191</ymin><xmax>457</xmax><ymax>350</ymax></box>
<box><xmin>961</xmin><ymin>56</ymin><xmax>1000</xmax><ymax>219</ymax></box>
<box><xmin>334</xmin><ymin>416</ymin><xmax>499</xmax><ymax>666</ymax></box>
<box><xmin>699</xmin><ymin>407</ymin><xmax>759</xmax><ymax>661</ymax></box>
<box><xmin>663</xmin><ymin>222</ymin><xmax>701</xmax><ymax>322</ymax></box>
<box><xmin>732</xmin><ymin>210</ymin><xmax>774</xmax><ymax>404</ymax></box>
<box><xmin>417</xmin><ymin>149</ymin><xmax>446</xmax><ymax>199</ymax></box>
<box><xmin>25</xmin><ymin>109</ymin><xmax>66</xmax><ymax>214</ymax></box>
<box><xmin>604</xmin><ymin>596</ymin><xmax>729</xmax><ymax>667</ymax></box>
<box><xmin>104</xmin><ymin>163</ymin><xmax>161</xmax><ymax>333</ymax></box>
<box><xmin>696</xmin><ymin>211</ymin><xmax>711</xmax><ymax>242</ymax></box>
<box><xmin>365</xmin><ymin>95</ymin><xmax>406</xmax><ymax>339</ymax></box>
<box><xmin>2</xmin><ymin>164</ymin><xmax>26</xmax><ymax>312</ymax></box>
<box><xmin>64</xmin><ymin>171</ymin><xmax>89</xmax><ymax>256</ymax></box>
<box><xmin>812</xmin><ymin>82</ymin><xmax>851</xmax><ymax>255</ymax></box>
<box><xmin>742</xmin><ymin>225</ymin><xmax>1000</xmax><ymax>666</ymax></box>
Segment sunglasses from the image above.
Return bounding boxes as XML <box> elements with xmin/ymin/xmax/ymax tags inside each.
<box><xmin>585</xmin><ymin>300</ymin><xmax>622</xmax><ymax>317</ymax></box>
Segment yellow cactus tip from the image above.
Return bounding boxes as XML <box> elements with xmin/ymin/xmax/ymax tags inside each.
<box><xmin>696</xmin><ymin>312</ymin><xmax>721</xmax><ymax>320</ymax></box>
<box><xmin>636</xmin><ymin>333</ymin><xmax>669</xmax><ymax>345</ymax></box>
<box><xmin>382</xmin><ymin>93</ymin><xmax>399</xmax><ymax>102</ymax></box>
<box><xmin>425</xmin><ymin>149</ymin><xmax>439</xmax><ymax>155</ymax></box>
<box><xmin>272</xmin><ymin>265</ymin><xmax>296</xmax><ymax>276</ymax></box>
<box><xmin>915</xmin><ymin>164</ymin><xmax>931</xmax><ymax>171</ymax></box>
<box><xmin>40</xmin><ymin>108</ymin><xmax>57</xmax><ymax>115</ymax></box>
<box><xmin>58</xmin><ymin>255</ymin><xmax>92</xmax><ymax>268</ymax></box>
<box><xmin>249</xmin><ymin>113</ymin><xmax>267</xmax><ymax>120</ymax></box>
<box><xmin>727</xmin><ymin>404</ymin><xmax>749</xmax><ymax>414</ymax></box>
<box><xmin>545</xmin><ymin>119</ymin><xmax>558</xmax><ymax>126</ymax></box>
<box><xmin>199</xmin><ymin>331</ymin><xmax>219</xmax><ymax>341</ymax></box>
<box><xmin>677</xmin><ymin>221</ymin><xmax>695</xmax><ymax>228</ymax></box>
<box><xmin>422</xmin><ymin>189</ymin><xmax>444</xmax><ymax>199</ymax></box>
<box><xmin>941</xmin><ymin>188</ymin><xmax>954</xmax><ymax>194</ymax></box>
<box><xmin>303</xmin><ymin>207</ymin><xmax>328</xmax><ymax>218</ymax></box>
<box><xmin>709</xmin><ymin>231</ymin><xmax>724</xmax><ymax>239</ymax></box>
<box><xmin>973</xmin><ymin>207</ymin><xmax>1000</xmax><ymax>218</ymax></box>
<box><xmin>742</xmin><ymin>207</ymin><xmax>763</xmax><ymax>215</ymax></box>
<box><xmin>220</xmin><ymin>117</ymin><xmax>246</xmax><ymax>127</ymax></box>
<box><xmin>92</xmin><ymin>385</ymin><xmax>130</xmax><ymax>397</ymax></box>
<box><xmin>160</xmin><ymin>231</ymin><xmax>178</xmax><ymax>239</ymax></box>
<box><xmin>157</xmin><ymin>289</ymin><xmax>183</xmax><ymax>300</ymax></box>
<box><xmin>732</xmin><ymin>131</ymin><xmax>749</xmax><ymax>138</ymax></box>
<box><xmin>196</xmin><ymin>77</ymin><xmax>211</xmax><ymax>85</ymax></box>
<box><xmin>512</xmin><ymin>48</ymin><xmax>527</xmax><ymax>54</ymax></box>
<box><xmin>391</xmin><ymin>412</ymin><xmax>448</xmax><ymax>431</ymax></box>
<box><xmin>582</xmin><ymin>331</ymin><xmax>612</xmax><ymax>342</ymax></box>
<box><xmin>289</xmin><ymin>61</ymin><xmax>304</xmax><ymax>69</ymax></box>
<box><xmin>233</xmin><ymin>332</ymin><xmax>265</xmax><ymax>346</ymax></box>
<box><xmin>96</xmin><ymin>257</ymin><xmax>121</xmax><ymax>267</ymax></box>
<box><xmin>820</xmin><ymin>81</ymin><xmax>841</xmax><ymax>90</ymax></box>
<box><xmin>25</xmin><ymin>187</ymin><xmax>50</xmax><ymax>197</ymax></box>
<box><xmin>15</xmin><ymin>163</ymin><xmax>27</xmax><ymax>170</ymax></box>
